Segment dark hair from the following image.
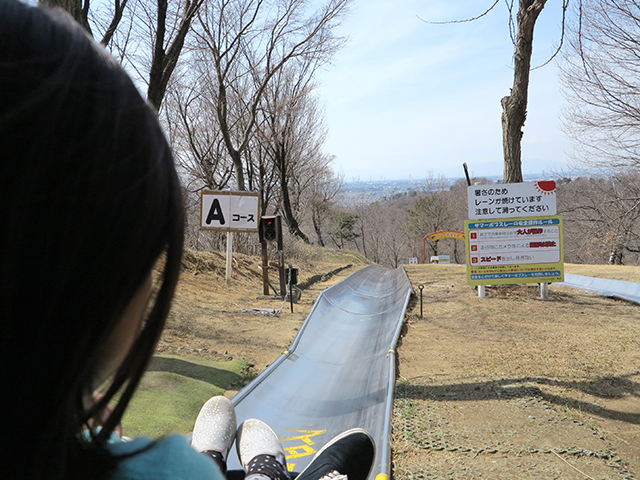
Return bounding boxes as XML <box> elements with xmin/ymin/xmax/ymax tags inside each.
<box><xmin>0</xmin><ymin>1</ymin><xmax>185</xmax><ymax>478</ymax></box>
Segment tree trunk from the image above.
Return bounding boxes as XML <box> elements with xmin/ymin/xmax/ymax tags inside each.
<box><xmin>147</xmin><ymin>0</ymin><xmax>201</xmax><ymax>112</ymax></box>
<box><xmin>359</xmin><ymin>220</ymin><xmax>367</xmax><ymax>258</ymax></box>
<box><xmin>501</xmin><ymin>0</ymin><xmax>547</xmax><ymax>184</ymax></box>
<box><xmin>231</xmin><ymin>150</ymin><xmax>246</xmax><ymax>191</ymax></box>
<box><xmin>40</xmin><ymin>0</ymin><xmax>92</xmax><ymax>34</ymax></box>
<box><xmin>99</xmin><ymin>0</ymin><xmax>128</xmax><ymax>47</ymax></box>
<box><xmin>312</xmin><ymin>211</ymin><xmax>325</xmax><ymax>247</ymax></box>
<box><xmin>275</xmin><ymin>143</ymin><xmax>310</xmax><ymax>243</ymax></box>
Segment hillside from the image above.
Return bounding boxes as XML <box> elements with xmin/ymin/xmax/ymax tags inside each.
<box><xmin>139</xmin><ymin>247</ymin><xmax>640</xmax><ymax>479</ymax></box>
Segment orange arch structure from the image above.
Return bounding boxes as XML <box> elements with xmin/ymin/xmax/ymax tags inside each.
<box><xmin>423</xmin><ymin>230</ymin><xmax>465</xmax><ymax>264</ymax></box>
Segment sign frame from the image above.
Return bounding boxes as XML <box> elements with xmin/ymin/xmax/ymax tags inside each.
<box><xmin>200</xmin><ymin>190</ymin><xmax>261</xmax><ymax>233</ymax></box>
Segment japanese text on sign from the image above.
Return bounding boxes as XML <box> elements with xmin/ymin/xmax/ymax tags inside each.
<box><xmin>465</xmin><ymin>216</ymin><xmax>564</xmax><ymax>286</ymax></box>
<box><xmin>467</xmin><ymin>181</ymin><xmax>557</xmax><ymax>220</ymax></box>
<box><xmin>200</xmin><ymin>191</ymin><xmax>260</xmax><ymax>232</ymax></box>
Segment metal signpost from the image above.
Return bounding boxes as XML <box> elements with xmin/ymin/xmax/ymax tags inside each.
<box><xmin>200</xmin><ymin>191</ymin><xmax>260</xmax><ymax>283</ymax></box>
<box><xmin>465</xmin><ymin>181</ymin><xmax>564</xmax><ymax>298</ymax></box>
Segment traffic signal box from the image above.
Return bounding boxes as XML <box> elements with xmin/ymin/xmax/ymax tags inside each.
<box><xmin>259</xmin><ymin>215</ymin><xmax>285</xmax><ymax>296</ymax></box>
<box><xmin>259</xmin><ymin>215</ymin><xmax>282</xmax><ymax>244</ymax></box>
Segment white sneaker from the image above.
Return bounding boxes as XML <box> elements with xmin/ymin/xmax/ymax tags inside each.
<box><xmin>191</xmin><ymin>396</ymin><xmax>237</xmax><ymax>460</ymax></box>
<box><xmin>236</xmin><ymin>418</ymin><xmax>289</xmax><ymax>480</ymax></box>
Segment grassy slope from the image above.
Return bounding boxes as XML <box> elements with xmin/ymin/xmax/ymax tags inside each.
<box><xmin>122</xmin><ymin>245</ymin><xmax>369</xmax><ymax>438</ymax></box>
<box><xmin>121</xmin><ymin>355</ymin><xmax>251</xmax><ymax>438</ymax></box>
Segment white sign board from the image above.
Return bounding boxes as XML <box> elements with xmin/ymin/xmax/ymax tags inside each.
<box><xmin>465</xmin><ymin>216</ymin><xmax>564</xmax><ymax>285</ymax></box>
<box><xmin>430</xmin><ymin>255</ymin><xmax>450</xmax><ymax>264</ymax></box>
<box><xmin>468</xmin><ymin>181</ymin><xmax>557</xmax><ymax>220</ymax></box>
<box><xmin>200</xmin><ymin>191</ymin><xmax>260</xmax><ymax>232</ymax></box>
<box><xmin>408</xmin><ymin>257</ymin><xmax>418</xmax><ymax>264</ymax></box>
<box><xmin>468</xmin><ymin>221</ymin><xmax>561</xmax><ymax>266</ymax></box>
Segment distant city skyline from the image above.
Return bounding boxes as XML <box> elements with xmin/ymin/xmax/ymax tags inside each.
<box><xmin>339</xmin><ymin>173</ymin><xmax>557</xmax><ymax>207</ymax></box>
<box><xmin>316</xmin><ymin>0</ymin><xmax>573</xmax><ymax>182</ymax></box>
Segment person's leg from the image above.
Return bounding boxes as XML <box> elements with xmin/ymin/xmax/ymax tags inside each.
<box><xmin>191</xmin><ymin>396</ymin><xmax>238</xmax><ymax>475</ymax></box>
<box><xmin>294</xmin><ymin>429</ymin><xmax>375</xmax><ymax>480</ymax></box>
<box><xmin>236</xmin><ymin>419</ymin><xmax>290</xmax><ymax>480</ymax></box>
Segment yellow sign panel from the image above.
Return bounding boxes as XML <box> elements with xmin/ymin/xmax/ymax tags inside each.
<box><xmin>465</xmin><ymin>216</ymin><xmax>564</xmax><ymax>286</ymax></box>
<box><xmin>427</xmin><ymin>230</ymin><xmax>465</xmax><ymax>241</ymax></box>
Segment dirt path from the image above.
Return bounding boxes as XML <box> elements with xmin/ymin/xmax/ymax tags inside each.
<box><xmin>396</xmin><ymin>264</ymin><xmax>640</xmax><ymax>480</ymax></box>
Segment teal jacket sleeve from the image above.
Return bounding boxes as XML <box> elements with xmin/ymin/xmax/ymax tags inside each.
<box><xmin>108</xmin><ymin>434</ymin><xmax>225</xmax><ymax>480</ymax></box>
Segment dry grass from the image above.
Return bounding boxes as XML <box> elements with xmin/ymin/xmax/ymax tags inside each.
<box><xmin>397</xmin><ymin>263</ymin><xmax>640</xmax><ymax>479</ymax></box>
<box><xmin>160</xmin><ymin>246</ymin><xmax>369</xmax><ymax>374</ymax></box>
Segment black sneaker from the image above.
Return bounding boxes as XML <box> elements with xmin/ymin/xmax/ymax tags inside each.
<box><xmin>294</xmin><ymin>428</ymin><xmax>375</xmax><ymax>480</ymax></box>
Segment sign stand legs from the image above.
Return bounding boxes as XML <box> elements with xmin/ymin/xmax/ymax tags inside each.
<box><xmin>226</xmin><ymin>231</ymin><xmax>233</xmax><ymax>284</ymax></box>
<box><xmin>539</xmin><ymin>282</ymin><xmax>549</xmax><ymax>299</ymax></box>
<box><xmin>478</xmin><ymin>285</ymin><xmax>486</xmax><ymax>298</ymax></box>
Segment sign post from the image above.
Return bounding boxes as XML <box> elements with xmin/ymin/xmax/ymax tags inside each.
<box><xmin>200</xmin><ymin>191</ymin><xmax>260</xmax><ymax>283</ymax></box>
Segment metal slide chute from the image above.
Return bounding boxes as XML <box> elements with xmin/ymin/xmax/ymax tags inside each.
<box><xmin>558</xmin><ymin>273</ymin><xmax>640</xmax><ymax>304</ymax></box>
<box><xmin>227</xmin><ymin>265</ymin><xmax>413</xmax><ymax>480</ymax></box>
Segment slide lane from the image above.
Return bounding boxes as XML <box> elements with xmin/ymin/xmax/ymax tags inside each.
<box><xmin>227</xmin><ymin>265</ymin><xmax>413</xmax><ymax>480</ymax></box>
<box><xmin>558</xmin><ymin>273</ymin><xmax>640</xmax><ymax>305</ymax></box>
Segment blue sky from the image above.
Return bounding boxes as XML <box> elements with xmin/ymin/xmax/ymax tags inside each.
<box><xmin>316</xmin><ymin>0</ymin><xmax>572</xmax><ymax>182</ymax></box>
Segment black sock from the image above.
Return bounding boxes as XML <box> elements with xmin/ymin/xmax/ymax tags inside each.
<box><xmin>246</xmin><ymin>454</ymin><xmax>289</xmax><ymax>480</ymax></box>
<box><xmin>202</xmin><ymin>450</ymin><xmax>227</xmax><ymax>475</ymax></box>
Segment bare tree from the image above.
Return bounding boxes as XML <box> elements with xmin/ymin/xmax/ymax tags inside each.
<box><xmin>382</xmin><ymin>208</ymin><xmax>410</xmax><ymax>268</ymax></box>
<box><xmin>163</xmin><ymin>81</ymin><xmax>235</xmax><ymax>191</ymax></box>
<box><xmin>193</xmin><ymin>0</ymin><xmax>350</xmax><ymax>191</ymax></box>
<box><xmin>146</xmin><ymin>0</ymin><xmax>206</xmax><ymax>110</ymax></box>
<box><xmin>44</xmin><ymin>0</ymin><xmax>205</xmax><ymax>111</ymax></box>
<box><xmin>258</xmin><ymin>62</ymin><xmax>331</xmax><ymax>242</ymax></box>
<box><xmin>39</xmin><ymin>0</ymin><xmax>129</xmax><ymax>46</ymax></box>
<box><xmin>558</xmin><ymin>173</ymin><xmax>640</xmax><ymax>265</ymax></box>
<box><xmin>560</xmin><ymin>0</ymin><xmax>640</xmax><ymax>170</ymax></box>
<box><xmin>405</xmin><ymin>175</ymin><xmax>456</xmax><ymax>259</ymax></box>
<box><xmin>502</xmin><ymin>0</ymin><xmax>549</xmax><ymax>183</ymax></box>
<box><xmin>351</xmin><ymin>201</ymin><xmax>411</xmax><ymax>267</ymax></box>
<box><xmin>423</xmin><ymin>1</ymin><xmax>569</xmax><ymax>183</ymax></box>
<box><xmin>307</xmin><ymin>167</ymin><xmax>342</xmax><ymax>247</ymax></box>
